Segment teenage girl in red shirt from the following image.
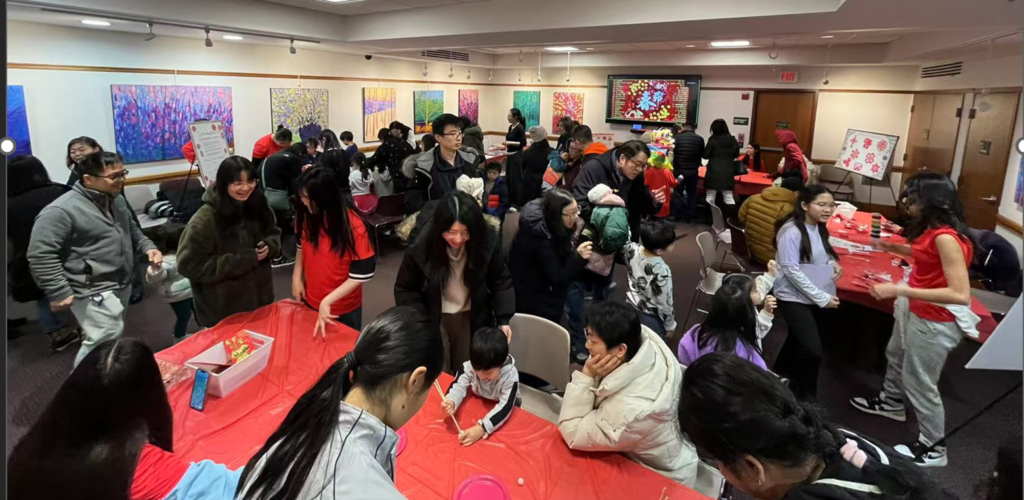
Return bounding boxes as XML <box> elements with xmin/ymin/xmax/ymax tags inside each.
<box><xmin>850</xmin><ymin>173</ymin><xmax>977</xmax><ymax>468</ymax></box>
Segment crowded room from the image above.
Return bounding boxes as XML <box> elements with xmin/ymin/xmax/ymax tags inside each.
<box><xmin>6</xmin><ymin>0</ymin><xmax>1024</xmax><ymax>499</ymax></box>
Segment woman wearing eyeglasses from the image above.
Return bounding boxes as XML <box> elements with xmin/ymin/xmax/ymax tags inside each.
<box><xmin>177</xmin><ymin>156</ymin><xmax>281</xmax><ymax>327</ymax></box>
<box><xmin>509</xmin><ymin>189</ymin><xmax>593</xmax><ymax>325</ymax></box>
<box><xmin>394</xmin><ymin>191</ymin><xmax>515</xmax><ymax>372</ymax></box>
<box><xmin>771</xmin><ymin>184</ymin><xmax>843</xmax><ymax>400</ymax></box>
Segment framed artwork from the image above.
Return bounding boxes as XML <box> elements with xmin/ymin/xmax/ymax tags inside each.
<box><xmin>458</xmin><ymin>89</ymin><xmax>479</xmax><ymax>124</ymax></box>
<box><xmin>270</xmin><ymin>88</ymin><xmax>328</xmax><ymax>142</ymax></box>
<box><xmin>6</xmin><ymin>85</ymin><xmax>32</xmax><ymax>156</ymax></box>
<box><xmin>834</xmin><ymin>129</ymin><xmax>900</xmax><ymax>181</ymax></box>
<box><xmin>413</xmin><ymin>90</ymin><xmax>444</xmax><ymax>134</ymax></box>
<box><xmin>363</xmin><ymin>87</ymin><xmax>397</xmax><ymax>143</ymax></box>
<box><xmin>111</xmin><ymin>85</ymin><xmax>234</xmax><ymax>164</ymax></box>
<box><xmin>513</xmin><ymin>91</ymin><xmax>541</xmax><ymax>129</ymax></box>
<box><xmin>552</xmin><ymin>92</ymin><xmax>584</xmax><ymax>130</ymax></box>
<box><xmin>1015</xmin><ymin>156</ymin><xmax>1023</xmax><ymax>211</ymax></box>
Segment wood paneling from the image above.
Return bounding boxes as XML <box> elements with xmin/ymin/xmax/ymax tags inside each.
<box><xmin>959</xmin><ymin>92</ymin><xmax>1021</xmax><ymax>230</ymax></box>
<box><xmin>997</xmin><ymin>214</ymin><xmax>1024</xmax><ymax>236</ymax></box>
<box><xmin>751</xmin><ymin>91</ymin><xmax>817</xmax><ymax>170</ymax></box>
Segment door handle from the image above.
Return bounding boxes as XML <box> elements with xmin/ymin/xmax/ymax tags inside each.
<box><xmin>981</xmin><ymin>196</ymin><xmax>998</xmax><ymax>203</ymax></box>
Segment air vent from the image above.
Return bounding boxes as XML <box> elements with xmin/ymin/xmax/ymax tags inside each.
<box><xmin>920</xmin><ymin>62</ymin><xmax>963</xmax><ymax>79</ymax></box>
<box><xmin>421</xmin><ymin>50</ymin><xmax>470</xmax><ymax>62</ymax></box>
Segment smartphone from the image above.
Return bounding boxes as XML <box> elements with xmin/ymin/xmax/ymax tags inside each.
<box><xmin>190</xmin><ymin>369</ymin><xmax>210</xmax><ymax>411</ymax></box>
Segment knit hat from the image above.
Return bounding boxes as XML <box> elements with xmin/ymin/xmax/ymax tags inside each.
<box><xmin>456</xmin><ymin>175</ymin><xmax>484</xmax><ymax>205</ymax></box>
<box><xmin>587</xmin><ymin>183</ymin><xmax>613</xmax><ymax>204</ymax></box>
<box><xmin>529</xmin><ymin>126</ymin><xmax>548</xmax><ymax>143</ymax></box>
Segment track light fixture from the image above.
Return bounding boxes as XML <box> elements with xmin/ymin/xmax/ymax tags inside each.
<box><xmin>422</xmin><ymin>64</ymin><xmax>429</xmax><ymax>77</ymax></box>
<box><xmin>143</xmin><ymin>22</ymin><xmax>155</xmax><ymax>41</ymax></box>
<box><xmin>466</xmin><ymin>68</ymin><xmax>472</xmax><ymax>80</ymax></box>
<box><xmin>289</xmin><ymin>39</ymin><xmax>297</xmax><ymax>55</ymax></box>
<box><xmin>488</xmin><ymin>70</ymin><xmax>494</xmax><ymax>81</ymax></box>
<box><xmin>204</xmin><ymin>29</ymin><xmax>212</xmax><ymax>47</ymax></box>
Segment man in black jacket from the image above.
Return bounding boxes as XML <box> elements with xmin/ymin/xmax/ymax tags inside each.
<box><xmin>572</xmin><ymin>140</ymin><xmax>663</xmax><ymax>238</ymax></box>
<box><xmin>408</xmin><ymin>113</ymin><xmax>478</xmax><ymax>211</ymax></box>
<box><xmin>672</xmin><ymin>123</ymin><xmax>705</xmax><ymax>223</ymax></box>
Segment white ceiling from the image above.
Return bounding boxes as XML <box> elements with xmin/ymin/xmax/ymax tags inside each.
<box><xmin>261</xmin><ymin>0</ymin><xmax>494</xmax><ymax>15</ymax></box>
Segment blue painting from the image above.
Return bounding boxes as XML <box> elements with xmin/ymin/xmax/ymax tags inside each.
<box><xmin>7</xmin><ymin>85</ymin><xmax>32</xmax><ymax>156</ymax></box>
<box><xmin>111</xmin><ymin>85</ymin><xmax>234</xmax><ymax>164</ymax></box>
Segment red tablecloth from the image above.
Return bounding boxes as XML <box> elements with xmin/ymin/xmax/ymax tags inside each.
<box><xmin>827</xmin><ymin>212</ymin><xmax>996</xmax><ymax>341</ymax></box>
<box><xmin>157</xmin><ymin>301</ymin><xmax>706</xmax><ymax>500</ymax></box>
<box><xmin>697</xmin><ymin>166</ymin><xmax>774</xmax><ymax>197</ymax></box>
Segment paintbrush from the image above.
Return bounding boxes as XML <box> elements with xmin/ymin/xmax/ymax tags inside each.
<box><xmin>434</xmin><ymin>380</ymin><xmax>464</xmax><ymax>434</ymax></box>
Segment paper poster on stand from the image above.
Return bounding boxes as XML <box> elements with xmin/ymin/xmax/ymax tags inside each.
<box><xmin>966</xmin><ymin>296</ymin><xmax>1023</xmax><ymax>371</ymax></box>
<box><xmin>834</xmin><ymin>129</ymin><xmax>900</xmax><ymax>182</ymax></box>
<box><xmin>188</xmin><ymin>120</ymin><xmax>230</xmax><ymax>187</ymax></box>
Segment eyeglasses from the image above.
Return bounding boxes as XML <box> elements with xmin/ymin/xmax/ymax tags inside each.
<box><xmin>630</xmin><ymin>159</ymin><xmax>648</xmax><ymax>172</ymax></box>
<box><xmin>91</xmin><ymin>169</ymin><xmax>130</xmax><ymax>180</ymax></box>
<box><xmin>811</xmin><ymin>202</ymin><xmax>839</xmax><ymax>210</ymax></box>
<box><xmin>440</xmin><ymin>130</ymin><xmax>464</xmax><ymax>139</ymax></box>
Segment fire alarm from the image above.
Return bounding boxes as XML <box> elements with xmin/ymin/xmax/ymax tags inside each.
<box><xmin>741</xmin><ymin>92</ymin><xmax>750</xmax><ymax>101</ymax></box>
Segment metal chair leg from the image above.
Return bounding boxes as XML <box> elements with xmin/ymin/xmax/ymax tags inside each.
<box><xmin>682</xmin><ymin>285</ymin><xmax>701</xmax><ymax>330</ymax></box>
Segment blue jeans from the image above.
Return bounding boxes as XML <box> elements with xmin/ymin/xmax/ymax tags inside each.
<box><xmin>565</xmin><ymin>275</ymin><xmax>612</xmax><ymax>353</ymax></box>
<box><xmin>36</xmin><ymin>297</ymin><xmax>69</xmax><ymax>334</ymax></box>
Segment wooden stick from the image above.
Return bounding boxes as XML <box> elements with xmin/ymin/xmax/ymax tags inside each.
<box><xmin>434</xmin><ymin>380</ymin><xmax>464</xmax><ymax>434</ymax></box>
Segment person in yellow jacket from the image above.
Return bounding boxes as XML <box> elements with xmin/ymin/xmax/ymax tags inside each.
<box><xmin>738</xmin><ymin>176</ymin><xmax>803</xmax><ymax>265</ymax></box>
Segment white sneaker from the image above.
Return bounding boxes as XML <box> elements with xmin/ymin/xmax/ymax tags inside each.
<box><xmin>850</xmin><ymin>395</ymin><xmax>907</xmax><ymax>422</ymax></box>
<box><xmin>894</xmin><ymin>439</ymin><xmax>948</xmax><ymax>467</ymax></box>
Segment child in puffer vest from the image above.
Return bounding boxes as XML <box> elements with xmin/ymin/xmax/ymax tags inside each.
<box><xmin>579</xmin><ymin>184</ymin><xmax>630</xmax><ymax>277</ymax></box>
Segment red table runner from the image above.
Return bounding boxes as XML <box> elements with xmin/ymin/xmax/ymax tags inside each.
<box><xmin>157</xmin><ymin>301</ymin><xmax>707</xmax><ymax>499</ymax></box>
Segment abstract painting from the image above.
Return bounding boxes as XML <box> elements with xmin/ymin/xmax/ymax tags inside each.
<box><xmin>459</xmin><ymin>89</ymin><xmax>479</xmax><ymax>124</ymax></box>
<box><xmin>270</xmin><ymin>88</ymin><xmax>328</xmax><ymax>142</ymax></box>
<box><xmin>513</xmin><ymin>91</ymin><xmax>541</xmax><ymax>129</ymax></box>
<box><xmin>6</xmin><ymin>85</ymin><xmax>32</xmax><ymax>156</ymax></box>
<box><xmin>413</xmin><ymin>90</ymin><xmax>444</xmax><ymax>134</ymax></box>
<box><xmin>363</xmin><ymin>87</ymin><xmax>397</xmax><ymax>143</ymax></box>
<box><xmin>111</xmin><ymin>85</ymin><xmax>234</xmax><ymax>164</ymax></box>
<box><xmin>552</xmin><ymin>92</ymin><xmax>584</xmax><ymax>130</ymax></box>
<box><xmin>1015</xmin><ymin>156</ymin><xmax>1023</xmax><ymax>211</ymax></box>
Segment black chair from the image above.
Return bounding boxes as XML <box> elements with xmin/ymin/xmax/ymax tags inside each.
<box><xmin>365</xmin><ymin>193</ymin><xmax>406</xmax><ymax>260</ymax></box>
<box><xmin>726</xmin><ymin>218</ymin><xmax>765</xmax><ymax>273</ymax></box>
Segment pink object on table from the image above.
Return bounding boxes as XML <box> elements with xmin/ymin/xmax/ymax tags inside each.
<box><xmin>454</xmin><ymin>475</ymin><xmax>511</xmax><ymax>500</ymax></box>
<box><xmin>397</xmin><ymin>427</ymin><xmax>408</xmax><ymax>456</ymax></box>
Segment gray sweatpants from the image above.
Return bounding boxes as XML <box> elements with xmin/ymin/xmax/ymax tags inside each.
<box><xmin>881</xmin><ymin>298</ymin><xmax>964</xmax><ymax>445</ymax></box>
<box><xmin>70</xmin><ymin>287</ymin><xmax>132</xmax><ymax>367</ymax></box>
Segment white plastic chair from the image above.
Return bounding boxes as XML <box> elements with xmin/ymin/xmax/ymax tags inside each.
<box><xmin>710</xmin><ymin>204</ymin><xmax>744</xmax><ymax>271</ymax></box>
<box><xmin>695</xmin><ymin>460</ymin><xmax>728</xmax><ymax>499</ymax></box>
<box><xmin>508</xmin><ymin>313</ymin><xmax>570</xmax><ymax>424</ymax></box>
<box><xmin>682</xmin><ymin>232</ymin><xmax>725</xmax><ymax>331</ymax></box>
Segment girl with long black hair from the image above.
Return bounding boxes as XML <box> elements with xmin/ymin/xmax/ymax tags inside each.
<box><xmin>703</xmin><ymin>118</ymin><xmax>741</xmax><ymax>211</ymax></box>
<box><xmin>178</xmin><ymin>156</ymin><xmax>281</xmax><ymax>326</ymax></box>
<box><xmin>368</xmin><ymin>122</ymin><xmax>416</xmax><ymax>193</ymax></box>
<box><xmin>679</xmin><ymin>353</ymin><xmax>958</xmax><ymax>500</ymax></box>
<box><xmin>772</xmin><ymin>184</ymin><xmax>842</xmax><ymax>400</ymax></box>
<box><xmin>394</xmin><ymin>191</ymin><xmax>515</xmax><ymax>371</ymax></box>
<box><xmin>509</xmin><ymin>188</ymin><xmax>593</xmax><ymax>324</ymax></box>
<box><xmin>504</xmin><ymin>108</ymin><xmax>527</xmax><ymax>153</ymax></box>
<box><xmin>676</xmin><ymin>282</ymin><xmax>766</xmax><ymax>370</ymax></box>
<box><xmin>739</xmin><ymin>142</ymin><xmax>765</xmax><ymax>173</ymax></box>
<box><xmin>292</xmin><ymin>167</ymin><xmax>376</xmax><ymax>334</ymax></box>
<box><xmin>237</xmin><ymin>306</ymin><xmax>444</xmax><ymax>500</ymax></box>
<box><xmin>8</xmin><ymin>339</ymin><xmax>241</xmax><ymax>500</ymax></box>
<box><xmin>851</xmin><ymin>173</ymin><xmax>978</xmax><ymax>467</ymax></box>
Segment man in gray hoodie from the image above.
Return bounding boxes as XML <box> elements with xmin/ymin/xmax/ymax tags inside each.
<box><xmin>28</xmin><ymin>152</ymin><xmax>161</xmax><ymax>366</ymax></box>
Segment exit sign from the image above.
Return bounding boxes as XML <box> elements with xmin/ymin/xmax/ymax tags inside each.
<box><xmin>778</xmin><ymin>71</ymin><xmax>800</xmax><ymax>83</ymax></box>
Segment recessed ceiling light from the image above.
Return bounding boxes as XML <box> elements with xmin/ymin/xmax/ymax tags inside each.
<box><xmin>709</xmin><ymin>40</ymin><xmax>750</xmax><ymax>48</ymax></box>
<box><xmin>81</xmin><ymin>19</ymin><xmax>111</xmax><ymax>26</ymax></box>
<box><xmin>223</xmin><ymin>35</ymin><xmax>243</xmax><ymax>40</ymax></box>
<box><xmin>545</xmin><ymin>46</ymin><xmax>579</xmax><ymax>52</ymax></box>
<box><xmin>821</xmin><ymin>35</ymin><xmax>835</xmax><ymax>39</ymax></box>
<box><xmin>586</xmin><ymin>47</ymin><xmax>594</xmax><ymax>51</ymax></box>
<box><xmin>322</xmin><ymin>0</ymin><xmax>361</xmax><ymax>3</ymax></box>
<box><xmin>686</xmin><ymin>44</ymin><xmax>697</xmax><ymax>48</ymax></box>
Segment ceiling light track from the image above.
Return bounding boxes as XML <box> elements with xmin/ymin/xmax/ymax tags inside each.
<box><xmin>18</xmin><ymin>2</ymin><xmax>321</xmax><ymax>44</ymax></box>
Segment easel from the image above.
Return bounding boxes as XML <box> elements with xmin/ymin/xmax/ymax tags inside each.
<box><xmin>171</xmin><ymin>160</ymin><xmax>198</xmax><ymax>224</ymax></box>
<box><xmin>832</xmin><ymin>155</ymin><xmax>899</xmax><ymax>209</ymax></box>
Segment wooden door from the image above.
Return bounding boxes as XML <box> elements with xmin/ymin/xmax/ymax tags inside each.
<box><xmin>959</xmin><ymin>92</ymin><xmax>1020</xmax><ymax>230</ymax></box>
<box><xmin>901</xmin><ymin>93</ymin><xmax>964</xmax><ymax>191</ymax></box>
<box><xmin>752</xmin><ymin>91</ymin><xmax>817</xmax><ymax>170</ymax></box>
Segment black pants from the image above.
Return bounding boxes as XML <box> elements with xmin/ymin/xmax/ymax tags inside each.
<box><xmin>776</xmin><ymin>300</ymin><xmax>824</xmax><ymax>400</ymax></box>
<box><xmin>678</xmin><ymin>171</ymin><xmax>700</xmax><ymax>222</ymax></box>
<box><xmin>170</xmin><ymin>298</ymin><xmax>194</xmax><ymax>339</ymax></box>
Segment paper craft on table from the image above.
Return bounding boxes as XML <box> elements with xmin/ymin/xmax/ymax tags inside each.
<box><xmin>799</xmin><ymin>264</ymin><xmax>838</xmax><ymax>297</ymax></box>
<box><xmin>829</xmin><ymin>236</ymin><xmax>874</xmax><ymax>253</ymax></box>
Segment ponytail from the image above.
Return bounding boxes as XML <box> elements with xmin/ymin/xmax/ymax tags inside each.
<box><xmin>273</xmin><ymin>125</ymin><xmax>293</xmax><ymax>143</ymax></box>
<box><xmin>239</xmin><ymin>307</ymin><xmax>443</xmax><ymax>499</ymax></box>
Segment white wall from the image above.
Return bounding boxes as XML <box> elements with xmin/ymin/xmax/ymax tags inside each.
<box><xmin>698</xmin><ymin>90</ymin><xmax>754</xmax><ymax>145</ymax></box>
<box><xmin>995</xmin><ymin>95</ymin><xmax>1024</xmax><ymax>254</ymax></box>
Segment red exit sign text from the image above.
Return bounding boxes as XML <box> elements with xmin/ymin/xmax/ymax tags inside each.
<box><xmin>778</xmin><ymin>71</ymin><xmax>800</xmax><ymax>83</ymax></box>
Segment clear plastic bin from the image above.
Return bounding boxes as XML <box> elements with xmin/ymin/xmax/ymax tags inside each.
<box><xmin>835</xmin><ymin>201</ymin><xmax>858</xmax><ymax>220</ymax></box>
<box><xmin>184</xmin><ymin>331</ymin><xmax>274</xmax><ymax>398</ymax></box>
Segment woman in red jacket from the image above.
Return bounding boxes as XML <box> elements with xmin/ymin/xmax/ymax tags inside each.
<box><xmin>737</xmin><ymin>142</ymin><xmax>765</xmax><ymax>173</ymax></box>
<box><xmin>251</xmin><ymin>125</ymin><xmax>293</xmax><ymax>169</ymax></box>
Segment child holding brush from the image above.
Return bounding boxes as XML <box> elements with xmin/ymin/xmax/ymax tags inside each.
<box><xmin>442</xmin><ymin>327</ymin><xmax>521</xmax><ymax>446</ymax></box>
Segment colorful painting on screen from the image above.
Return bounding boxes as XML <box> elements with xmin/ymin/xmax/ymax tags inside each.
<box><xmin>270</xmin><ymin>88</ymin><xmax>328</xmax><ymax>142</ymax></box>
<box><xmin>458</xmin><ymin>89</ymin><xmax>479</xmax><ymax>124</ymax></box>
<box><xmin>363</xmin><ymin>88</ymin><xmax>397</xmax><ymax>143</ymax></box>
<box><xmin>6</xmin><ymin>85</ymin><xmax>32</xmax><ymax>156</ymax></box>
<box><xmin>1015</xmin><ymin>157</ymin><xmax>1023</xmax><ymax>211</ymax></box>
<box><xmin>612</xmin><ymin>79</ymin><xmax>689</xmax><ymax>123</ymax></box>
<box><xmin>552</xmin><ymin>92</ymin><xmax>584</xmax><ymax>130</ymax></box>
<box><xmin>413</xmin><ymin>90</ymin><xmax>444</xmax><ymax>134</ymax></box>
<box><xmin>513</xmin><ymin>91</ymin><xmax>541</xmax><ymax>129</ymax></box>
<box><xmin>111</xmin><ymin>85</ymin><xmax>234</xmax><ymax>164</ymax></box>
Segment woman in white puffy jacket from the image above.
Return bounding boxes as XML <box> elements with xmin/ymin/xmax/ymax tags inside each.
<box><xmin>558</xmin><ymin>301</ymin><xmax>698</xmax><ymax>486</ymax></box>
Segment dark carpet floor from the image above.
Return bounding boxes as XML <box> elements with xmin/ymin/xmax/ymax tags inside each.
<box><xmin>6</xmin><ymin>220</ymin><xmax>1019</xmax><ymax>499</ymax></box>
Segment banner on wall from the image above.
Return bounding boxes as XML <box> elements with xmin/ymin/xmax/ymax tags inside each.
<box><xmin>833</xmin><ymin>129</ymin><xmax>900</xmax><ymax>182</ymax></box>
<box><xmin>593</xmin><ymin>133</ymin><xmax>615</xmax><ymax>149</ymax></box>
<box><xmin>188</xmin><ymin>120</ymin><xmax>230</xmax><ymax>187</ymax></box>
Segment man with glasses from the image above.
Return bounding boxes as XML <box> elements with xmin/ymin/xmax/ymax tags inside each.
<box><xmin>29</xmin><ymin>151</ymin><xmax>161</xmax><ymax>367</ymax></box>
<box><xmin>409</xmin><ymin>113</ymin><xmax>478</xmax><ymax>211</ymax></box>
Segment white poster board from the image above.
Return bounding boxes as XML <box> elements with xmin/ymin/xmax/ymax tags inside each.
<box><xmin>966</xmin><ymin>296</ymin><xmax>1023</xmax><ymax>371</ymax></box>
<box><xmin>834</xmin><ymin>129</ymin><xmax>900</xmax><ymax>182</ymax></box>
<box><xmin>187</xmin><ymin>120</ymin><xmax>230</xmax><ymax>187</ymax></box>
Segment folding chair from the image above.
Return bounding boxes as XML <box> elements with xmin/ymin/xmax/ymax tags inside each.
<box><xmin>508</xmin><ymin>313</ymin><xmax>571</xmax><ymax>424</ymax></box>
<box><xmin>682</xmin><ymin>232</ymin><xmax>725</xmax><ymax>330</ymax></box>
<box><xmin>710</xmin><ymin>204</ymin><xmax>743</xmax><ymax>271</ymax></box>
<box><xmin>365</xmin><ymin>193</ymin><xmax>405</xmax><ymax>260</ymax></box>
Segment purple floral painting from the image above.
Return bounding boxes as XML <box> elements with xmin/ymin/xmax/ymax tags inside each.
<box><xmin>111</xmin><ymin>85</ymin><xmax>234</xmax><ymax>164</ymax></box>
